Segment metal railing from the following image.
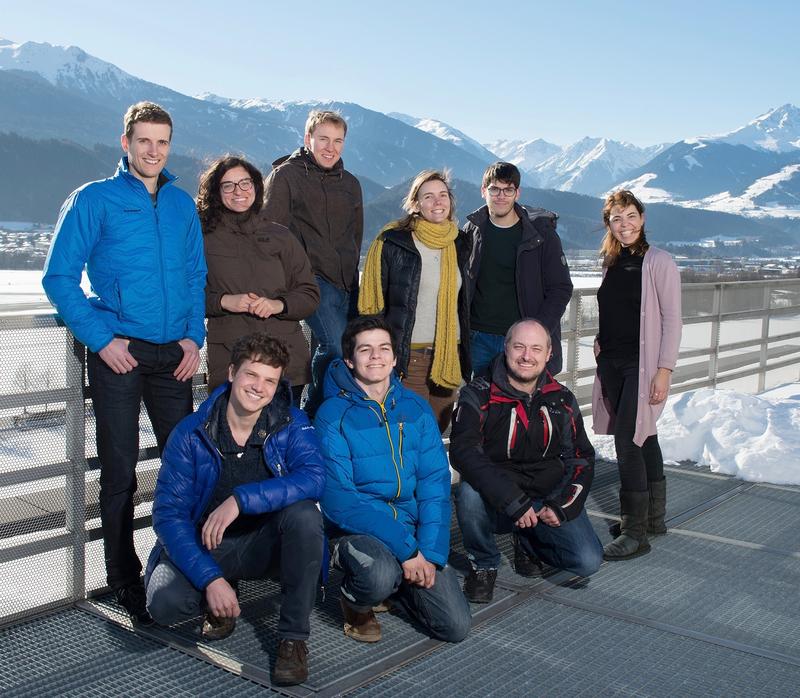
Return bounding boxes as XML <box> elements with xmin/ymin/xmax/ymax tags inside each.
<box><xmin>1</xmin><ymin>278</ymin><xmax>799</xmax><ymax>625</ymax></box>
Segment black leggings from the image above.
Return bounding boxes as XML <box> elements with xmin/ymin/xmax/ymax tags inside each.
<box><xmin>596</xmin><ymin>354</ymin><xmax>663</xmax><ymax>492</ymax></box>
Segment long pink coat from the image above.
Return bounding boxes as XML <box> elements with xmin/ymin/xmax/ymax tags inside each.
<box><xmin>591</xmin><ymin>245</ymin><xmax>682</xmax><ymax>446</ymax></box>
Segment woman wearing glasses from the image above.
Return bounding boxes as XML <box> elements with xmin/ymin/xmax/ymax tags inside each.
<box><xmin>592</xmin><ymin>190</ymin><xmax>681</xmax><ymax>561</ymax></box>
<box><xmin>358</xmin><ymin>169</ymin><xmax>471</xmax><ymax>432</ymax></box>
<box><xmin>198</xmin><ymin>156</ymin><xmax>319</xmax><ymax>400</ymax></box>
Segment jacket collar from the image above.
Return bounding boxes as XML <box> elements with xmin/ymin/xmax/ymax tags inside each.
<box><xmin>322</xmin><ymin>358</ymin><xmax>401</xmax><ymax>406</ymax></box>
<box><xmin>116</xmin><ymin>156</ymin><xmax>176</xmax><ymax>189</ymax></box>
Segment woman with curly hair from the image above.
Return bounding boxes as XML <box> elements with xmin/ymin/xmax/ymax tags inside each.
<box><xmin>358</xmin><ymin>170</ymin><xmax>471</xmax><ymax>432</ymax></box>
<box><xmin>592</xmin><ymin>190</ymin><xmax>682</xmax><ymax>561</ymax></box>
<box><xmin>198</xmin><ymin>156</ymin><xmax>319</xmax><ymax>402</ymax></box>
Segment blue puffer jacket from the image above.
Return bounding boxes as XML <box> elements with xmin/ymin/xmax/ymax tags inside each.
<box><xmin>314</xmin><ymin>360</ymin><xmax>452</xmax><ymax>566</ymax></box>
<box><xmin>145</xmin><ymin>383</ymin><xmax>326</xmax><ymax>591</ymax></box>
<box><xmin>42</xmin><ymin>157</ymin><xmax>207</xmax><ymax>353</ymax></box>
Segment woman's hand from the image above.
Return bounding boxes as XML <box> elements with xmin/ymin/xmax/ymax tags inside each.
<box><xmin>220</xmin><ymin>292</ymin><xmax>259</xmax><ymax>313</ymax></box>
<box><xmin>248</xmin><ymin>296</ymin><xmax>284</xmax><ymax>318</ymax></box>
<box><xmin>649</xmin><ymin>368</ymin><xmax>672</xmax><ymax>405</ymax></box>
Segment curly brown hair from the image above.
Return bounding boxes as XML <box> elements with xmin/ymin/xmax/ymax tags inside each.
<box><xmin>229</xmin><ymin>332</ymin><xmax>290</xmax><ymax>373</ymax></box>
<box><xmin>600</xmin><ymin>189</ymin><xmax>649</xmax><ymax>266</ymax></box>
<box><xmin>196</xmin><ymin>155</ymin><xmax>264</xmax><ymax>231</ymax></box>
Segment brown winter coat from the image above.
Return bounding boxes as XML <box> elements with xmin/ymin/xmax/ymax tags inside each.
<box><xmin>263</xmin><ymin>148</ymin><xmax>363</xmax><ymax>291</ymax></box>
<box><xmin>203</xmin><ymin>210</ymin><xmax>320</xmax><ymax>390</ymax></box>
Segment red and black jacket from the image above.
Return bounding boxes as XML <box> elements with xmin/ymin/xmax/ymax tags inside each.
<box><xmin>450</xmin><ymin>355</ymin><xmax>594</xmax><ymax>522</ymax></box>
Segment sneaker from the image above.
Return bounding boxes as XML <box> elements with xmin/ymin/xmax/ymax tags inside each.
<box><xmin>340</xmin><ymin>597</ymin><xmax>382</xmax><ymax>642</ymax></box>
<box><xmin>463</xmin><ymin>568</ymin><xmax>497</xmax><ymax>603</ymax></box>
<box><xmin>273</xmin><ymin>639</ymin><xmax>309</xmax><ymax>686</ymax></box>
<box><xmin>115</xmin><ymin>583</ymin><xmax>154</xmax><ymax>626</ymax></box>
<box><xmin>201</xmin><ymin>613</ymin><xmax>236</xmax><ymax>641</ymax></box>
<box><xmin>513</xmin><ymin>535</ymin><xmax>544</xmax><ymax>577</ymax></box>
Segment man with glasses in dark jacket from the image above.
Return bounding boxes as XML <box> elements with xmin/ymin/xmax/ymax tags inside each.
<box><xmin>463</xmin><ymin>162</ymin><xmax>573</xmax><ymax>377</ymax></box>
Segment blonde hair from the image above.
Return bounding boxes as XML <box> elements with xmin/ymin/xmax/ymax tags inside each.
<box><xmin>393</xmin><ymin>169</ymin><xmax>455</xmax><ymax>230</ymax></box>
<box><xmin>305</xmin><ymin>109</ymin><xmax>348</xmax><ymax>137</ymax></box>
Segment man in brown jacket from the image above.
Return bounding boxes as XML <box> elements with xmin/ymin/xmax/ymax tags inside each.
<box><xmin>263</xmin><ymin>110</ymin><xmax>363</xmax><ymax>416</ymax></box>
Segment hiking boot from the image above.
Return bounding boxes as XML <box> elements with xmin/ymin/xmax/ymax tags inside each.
<box><xmin>372</xmin><ymin>599</ymin><xmax>393</xmax><ymax>613</ymax></box>
<box><xmin>201</xmin><ymin>613</ymin><xmax>236</xmax><ymax>641</ymax></box>
<box><xmin>463</xmin><ymin>568</ymin><xmax>497</xmax><ymax>603</ymax></box>
<box><xmin>273</xmin><ymin>639</ymin><xmax>309</xmax><ymax>686</ymax></box>
<box><xmin>340</xmin><ymin>598</ymin><xmax>382</xmax><ymax>642</ymax></box>
<box><xmin>513</xmin><ymin>534</ymin><xmax>544</xmax><ymax>577</ymax></box>
<box><xmin>603</xmin><ymin>490</ymin><xmax>651</xmax><ymax>561</ymax></box>
<box><xmin>115</xmin><ymin>582</ymin><xmax>154</xmax><ymax>626</ymax></box>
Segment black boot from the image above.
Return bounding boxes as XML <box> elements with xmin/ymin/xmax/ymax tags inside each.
<box><xmin>648</xmin><ymin>478</ymin><xmax>667</xmax><ymax>536</ymax></box>
<box><xmin>603</xmin><ymin>490</ymin><xmax>651</xmax><ymax>561</ymax></box>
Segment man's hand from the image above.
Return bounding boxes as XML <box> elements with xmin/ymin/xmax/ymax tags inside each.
<box><xmin>98</xmin><ymin>337</ymin><xmax>138</xmax><ymax>374</ymax></box>
<box><xmin>205</xmin><ymin>578</ymin><xmax>240</xmax><ymax>618</ymax></box>
<box><xmin>201</xmin><ymin>496</ymin><xmax>240</xmax><ymax>550</ymax></box>
<box><xmin>402</xmin><ymin>551</ymin><xmax>436</xmax><ymax>588</ymax></box>
<box><xmin>248</xmin><ymin>296</ymin><xmax>284</xmax><ymax>319</ymax></box>
<box><xmin>174</xmin><ymin>338</ymin><xmax>200</xmax><ymax>381</ymax></box>
<box><xmin>221</xmin><ymin>292</ymin><xmax>259</xmax><ymax>313</ymax></box>
<box><xmin>515</xmin><ymin>507</ymin><xmax>539</xmax><ymax>529</ymax></box>
<box><xmin>536</xmin><ymin>505</ymin><xmax>561</xmax><ymax>527</ymax></box>
<box><xmin>649</xmin><ymin>367</ymin><xmax>672</xmax><ymax>405</ymax></box>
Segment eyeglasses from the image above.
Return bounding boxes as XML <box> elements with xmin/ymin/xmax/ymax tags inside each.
<box><xmin>486</xmin><ymin>185</ymin><xmax>517</xmax><ymax>198</ymax></box>
<box><xmin>220</xmin><ymin>178</ymin><xmax>254</xmax><ymax>194</ymax></box>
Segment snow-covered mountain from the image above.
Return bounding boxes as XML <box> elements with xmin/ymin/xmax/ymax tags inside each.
<box><xmin>531</xmin><ymin>138</ymin><xmax>669</xmax><ymax>196</ymax></box>
<box><xmin>713</xmin><ymin>103</ymin><xmax>800</xmax><ymax>153</ymax></box>
<box><xmin>483</xmin><ymin>138</ymin><xmax>561</xmax><ymax>171</ymax></box>
<box><xmin>0</xmin><ymin>38</ymin><xmax>490</xmax><ymax>187</ymax></box>
<box><xmin>387</xmin><ymin>113</ymin><xmax>496</xmax><ymax>163</ymax></box>
<box><xmin>613</xmin><ymin>105</ymin><xmax>800</xmax><ymax>219</ymax></box>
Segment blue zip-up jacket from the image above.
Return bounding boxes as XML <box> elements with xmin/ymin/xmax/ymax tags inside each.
<box><xmin>42</xmin><ymin>157</ymin><xmax>207</xmax><ymax>353</ymax></box>
<box><xmin>314</xmin><ymin>360</ymin><xmax>452</xmax><ymax>567</ymax></box>
<box><xmin>145</xmin><ymin>383</ymin><xmax>326</xmax><ymax>591</ymax></box>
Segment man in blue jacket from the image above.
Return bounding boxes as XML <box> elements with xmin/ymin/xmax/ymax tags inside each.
<box><xmin>464</xmin><ymin>161</ymin><xmax>573</xmax><ymax>376</ymax></box>
<box><xmin>42</xmin><ymin>102</ymin><xmax>207</xmax><ymax>625</ymax></box>
<box><xmin>315</xmin><ymin>316</ymin><xmax>470</xmax><ymax>644</ymax></box>
<box><xmin>145</xmin><ymin>333</ymin><xmax>325</xmax><ymax>686</ymax></box>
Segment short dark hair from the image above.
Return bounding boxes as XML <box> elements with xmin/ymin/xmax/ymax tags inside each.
<box><xmin>482</xmin><ymin>161</ymin><xmax>521</xmax><ymax>189</ymax></box>
<box><xmin>229</xmin><ymin>332</ymin><xmax>290</xmax><ymax>373</ymax></box>
<box><xmin>341</xmin><ymin>316</ymin><xmax>397</xmax><ymax>361</ymax></box>
<box><xmin>123</xmin><ymin>101</ymin><xmax>173</xmax><ymax>140</ymax></box>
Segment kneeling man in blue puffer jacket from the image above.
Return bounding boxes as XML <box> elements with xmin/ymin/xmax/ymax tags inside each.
<box><xmin>314</xmin><ymin>316</ymin><xmax>471</xmax><ymax>644</ymax></box>
<box><xmin>145</xmin><ymin>332</ymin><xmax>325</xmax><ymax>687</ymax></box>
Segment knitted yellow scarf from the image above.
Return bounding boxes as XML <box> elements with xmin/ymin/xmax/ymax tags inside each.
<box><xmin>359</xmin><ymin>217</ymin><xmax>461</xmax><ymax>389</ymax></box>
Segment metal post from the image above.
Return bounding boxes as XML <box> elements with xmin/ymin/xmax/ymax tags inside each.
<box><xmin>709</xmin><ymin>284</ymin><xmax>722</xmax><ymax>388</ymax></box>
<box><xmin>568</xmin><ymin>293</ymin><xmax>583</xmax><ymax>394</ymax></box>
<box><xmin>758</xmin><ymin>285</ymin><xmax>771</xmax><ymax>393</ymax></box>
<box><xmin>64</xmin><ymin>331</ymin><xmax>87</xmax><ymax>601</ymax></box>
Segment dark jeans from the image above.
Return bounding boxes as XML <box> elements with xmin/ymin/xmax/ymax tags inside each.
<box><xmin>146</xmin><ymin>500</ymin><xmax>323</xmax><ymax>640</ymax></box>
<box><xmin>469</xmin><ymin>329</ymin><xmax>505</xmax><ymax>377</ymax></box>
<box><xmin>302</xmin><ymin>275</ymin><xmax>350</xmax><ymax>417</ymax></box>
<box><xmin>333</xmin><ymin>534</ymin><xmax>471</xmax><ymax>643</ymax></box>
<box><xmin>455</xmin><ymin>481</ymin><xmax>603</xmax><ymax>577</ymax></box>
<box><xmin>87</xmin><ymin>338</ymin><xmax>193</xmax><ymax>590</ymax></box>
<box><xmin>596</xmin><ymin>353</ymin><xmax>664</xmax><ymax>491</ymax></box>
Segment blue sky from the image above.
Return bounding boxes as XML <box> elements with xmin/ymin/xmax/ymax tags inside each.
<box><xmin>3</xmin><ymin>0</ymin><xmax>798</xmax><ymax>146</ymax></box>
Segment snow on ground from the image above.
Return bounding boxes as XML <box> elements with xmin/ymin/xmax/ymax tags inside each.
<box><xmin>590</xmin><ymin>383</ymin><xmax>800</xmax><ymax>485</ymax></box>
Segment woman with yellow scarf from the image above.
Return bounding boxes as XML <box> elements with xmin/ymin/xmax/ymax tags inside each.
<box><xmin>359</xmin><ymin>170</ymin><xmax>472</xmax><ymax>432</ymax></box>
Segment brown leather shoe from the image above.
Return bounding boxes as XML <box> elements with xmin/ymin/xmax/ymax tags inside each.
<box><xmin>273</xmin><ymin>639</ymin><xmax>309</xmax><ymax>686</ymax></box>
<box><xmin>201</xmin><ymin>613</ymin><xmax>236</xmax><ymax>641</ymax></box>
<box><xmin>340</xmin><ymin>598</ymin><xmax>382</xmax><ymax>642</ymax></box>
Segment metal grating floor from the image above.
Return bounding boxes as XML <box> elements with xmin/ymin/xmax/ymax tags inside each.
<box><xmin>3</xmin><ymin>459</ymin><xmax>800</xmax><ymax>696</ymax></box>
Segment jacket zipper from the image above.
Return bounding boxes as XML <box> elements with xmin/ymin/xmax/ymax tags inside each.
<box><xmin>364</xmin><ymin>395</ymin><xmax>402</xmax><ymax>517</ymax></box>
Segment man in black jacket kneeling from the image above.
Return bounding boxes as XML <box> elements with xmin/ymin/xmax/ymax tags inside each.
<box><xmin>450</xmin><ymin>319</ymin><xmax>602</xmax><ymax>602</ymax></box>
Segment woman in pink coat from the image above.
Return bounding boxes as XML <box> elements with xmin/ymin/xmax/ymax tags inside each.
<box><xmin>591</xmin><ymin>190</ymin><xmax>681</xmax><ymax>561</ymax></box>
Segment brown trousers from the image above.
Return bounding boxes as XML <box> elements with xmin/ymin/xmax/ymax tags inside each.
<box><xmin>402</xmin><ymin>347</ymin><xmax>457</xmax><ymax>433</ymax></box>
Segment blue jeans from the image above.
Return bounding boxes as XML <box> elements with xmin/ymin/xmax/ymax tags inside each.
<box><xmin>146</xmin><ymin>501</ymin><xmax>323</xmax><ymax>640</ymax></box>
<box><xmin>87</xmin><ymin>338</ymin><xmax>193</xmax><ymax>590</ymax></box>
<box><xmin>303</xmin><ymin>275</ymin><xmax>351</xmax><ymax>417</ymax></box>
<box><xmin>455</xmin><ymin>481</ymin><xmax>602</xmax><ymax>578</ymax></box>
<box><xmin>469</xmin><ymin>329</ymin><xmax>506</xmax><ymax>377</ymax></box>
<box><xmin>333</xmin><ymin>534</ymin><xmax>471</xmax><ymax>643</ymax></box>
